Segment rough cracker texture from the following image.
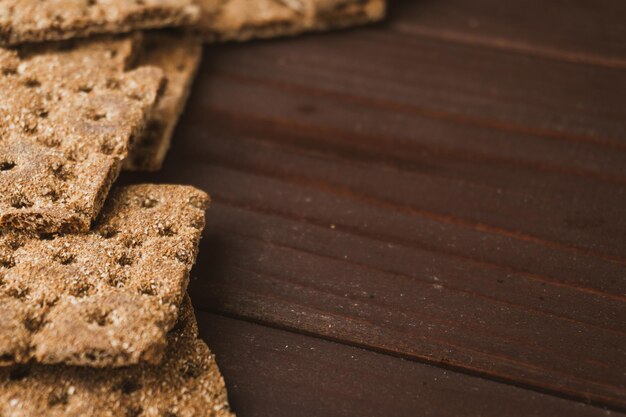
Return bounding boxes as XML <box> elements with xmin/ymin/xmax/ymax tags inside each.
<box><xmin>125</xmin><ymin>33</ymin><xmax>203</xmax><ymax>172</ymax></box>
<box><xmin>0</xmin><ymin>0</ymin><xmax>199</xmax><ymax>46</ymax></box>
<box><xmin>0</xmin><ymin>184</ymin><xmax>209</xmax><ymax>367</ymax></box>
<box><xmin>198</xmin><ymin>0</ymin><xmax>386</xmax><ymax>42</ymax></box>
<box><xmin>0</xmin><ymin>35</ymin><xmax>164</xmax><ymax>233</ymax></box>
<box><xmin>0</xmin><ymin>296</ymin><xmax>235</xmax><ymax>417</ymax></box>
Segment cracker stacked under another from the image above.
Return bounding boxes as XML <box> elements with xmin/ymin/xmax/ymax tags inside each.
<box><xmin>0</xmin><ymin>2</ymin><xmax>387</xmax><ymax>415</ymax></box>
<box><xmin>125</xmin><ymin>34</ymin><xmax>203</xmax><ymax>172</ymax></box>
<box><xmin>0</xmin><ymin>184</ymin><xmax>209</xmax><ymax>367</ymax></box>
<box><xmin>0</xmin><ymin>185</ymin><xmax>235</xmax><ymax>417</ymax></box>
<box><xmin>0</xmin><ymin>296</ymin><xmax>234</xmax><ymax>417</ymax></box>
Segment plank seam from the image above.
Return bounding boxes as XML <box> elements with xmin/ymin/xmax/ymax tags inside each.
<box><xmin>199</xmin><ymin>156</ymin><xmax>626</xmax><ymax>270</ymax></box>
<box><xmin>208</xmin><ymin>195</ymin><xmax>626</xmax><ymax>301</ymax></box>
<box><xmin>216</xmin><ymin>223</ymin><xmax>626</xmax><ymax>335</ymax></box>
<box><xmin>194</xmin><ymin>306</ymin><xmax>626</xmax><ymax>413</ymax></box>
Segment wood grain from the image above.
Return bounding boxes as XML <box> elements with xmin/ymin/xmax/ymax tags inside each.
<box><xmin>388</xmin><ymin>0</ymin><xmax>626</xmax><ymax>68</ymax></box>
<box><xmin>121</xmin><ymin>0</ymin><xmax>626</xmax><ymax>412</ymax></box>
<box><xmin>165</xmin><ymin>111</ymin><xmax>626</xmax><ymax>297</ymax></box>
<box><xmin>196</xmin><ymin>310</ymin><xmax>615</xmax><ymax>417</ymax></box>
<box><xmin>198</xmin><ymin>73</ymin><xmax>626</xmax><ymax>184</ymax></box>
<box><xmin>125</xmin><ymin>120</ymin><xmax>626</xmax><ymax>408</ymax></box>
<box><xmin>202</xmin><ymin>32</ymin><xmax>626</xmax><ymax>147</ymax></box>
<box><xmin>188</xmin><ymin>76</ymin><xmax>626</xmax><ymax>266</ymax></box>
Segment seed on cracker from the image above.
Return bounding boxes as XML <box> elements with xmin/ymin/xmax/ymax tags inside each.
<box><xmin>0</xmin><ymin>35</ymin><xmax>164</xmax><ymax>233</ymax></box>
<box><xmin>0</xmin><ymin>0</ymin><xmax>199</xmax><ymax>46</ymax></box>
<box><xmin>0</xmin><ymin>184</ymin><xmax>209</xmax><ymax>367</ymax></box>
<box><xmin>0</xmin><ymin>295</ymin><xmax>235</xmax><ymax>417</ymax></box>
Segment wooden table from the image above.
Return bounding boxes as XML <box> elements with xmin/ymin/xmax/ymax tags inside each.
<box><xmin>123</xmin><ymin>0</ymin><xmax>626</xmax><ymax>415</ymax></box>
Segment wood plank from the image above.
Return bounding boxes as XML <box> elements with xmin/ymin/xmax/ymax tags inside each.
<box><xmin>198</xmin><ymin>202</ymin><xmax>624</xmax><ymax>332</ymax></box>
<box><xmin>184</xmin><ymin>197</ymin><xmax>626</xmax><ymax>409</ymax></box>
<box><xmin>173</xmin><ymin>110</ymin><xmax>626</xmax><ymax>291</ymax></box>
<box><xmin>196</xmin><ymin>310</ymin><xmax>616</xmax><ymax>417</ymax></box>
<box><xmin>203</xmin><ymin>25</ymin><xmax>626</xmax><ymax>147</ymax></box>
<box><xmin>189</xmin><ymin>74</ymin><xmax>626</xmax><ymax>261</ymax></box>
<box><xmin>199</xmin><ymin>73</ymin><xmax>626</xmax><ymax>184</ymax></box>
<box><xmin>388</xmin><ymin>0</ymin><xmax>626</xmax><ymax>67</ymax></box>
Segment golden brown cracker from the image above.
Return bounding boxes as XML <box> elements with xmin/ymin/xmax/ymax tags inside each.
<box><xmin>0</xmin><ymin>0</ymin><xmax>199</xmax><ymax>46</ymax></box>
<box><xmin>198</xmin><ymin>0</ymin><xmax>386</xmax><ymax>42</ymax></box>
<box><xmin>0</xmin><ymin>35</ymin><xmax>164</xmax><ymax>233</ymax></box>
<box><xmin>125</xmin><ymin>34</ymin><xmax>203</xmax><ymax>172</ymax></box>
<box><xmin>0</xmin><ymin>296</ymin><xmax>235</xmax><ymax>417</ymax></box>
<box><xmin>0</xmin><ymin>184</ymin><xmax>209</xmax><ymax>367</ymax></box>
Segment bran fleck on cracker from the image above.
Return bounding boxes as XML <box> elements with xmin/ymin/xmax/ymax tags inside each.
<box><xmin>0</xmin><ymin>184</ymin><xmax>209</xmax><ymax>368</ymax></box>
<box><xmin>0</xmin><ymin>35</ymin><xmax>164</xmax><ymax>233</ymax></box>
<box><xmin>0</xmin><ymin>0</ymin><xmax>199</xmax><ymax>46</ymax></box>
<box><xmin>0</xmin><ymin>295</ymin><xmax>235</xmax><ymax>417</ymax></box>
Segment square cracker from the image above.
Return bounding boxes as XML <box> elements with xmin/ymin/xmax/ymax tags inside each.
<box><xmin>0</xmin><ymin>0</ymin><xmax>199</xmax><ymax>46</ymax></box>
<box><xmin>0</xmin><ymin>295</ymin><xmax>235</xmax><ymax>417</ymax></box>
<box><xmin>0</xmin><ymin>184</ymin><xmax>209</xmax><ymax>367</ymax></box>
<box><xmin>125</xmin><ymin>33</ymin><xmax>203</xmax><ymax>172</ymax></box>
<box><xmin>198</xmin><ymin>0</ymin><xmax>386</xmax><ymax>42</ymax></box>
<box><xmin>0</xmin><ymin>35</ymin><xmax>164</xmax><ymax>233</ymax></box>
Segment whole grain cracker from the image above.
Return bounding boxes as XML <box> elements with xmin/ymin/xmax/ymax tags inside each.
<box><xmin>0</xmin><ymin>35</ymin><xmax>164</xmax><ymax>233</ymax></box>
<box><xmin>0</xmin><ymin>184</ymin><xmax>209</xmax><ymax>367</ymax></box>
<box><xmin>198</xmin><ymin>0</ymin><xmax>386</xmax><ymax>42</ymax></box>
<box><xmin>0</xmin><ymin>0</ymin><xmax>199</xmax><ymax>46</ymax></box>
<box><xmin>0</xmin><ymin>295</ymin><xmax>235</xmax><ymax>417</ymax></box>
<box><xmin>125</xmin><ymin>33</ymin><xmax>203</xmax><ymax>172</ymax></box>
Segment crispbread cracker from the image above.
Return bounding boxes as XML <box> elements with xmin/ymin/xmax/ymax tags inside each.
<box><xmin>0</xmin><ymin>35</ymin><xmax>164</xmax><ymax>233</ymax></box>
<box><xmin>0</xmin><ymin>0</ymin><xmax>199</xmax><ymax>46</ymax></box>
<box><xmin>125</xmin><ymin>34</ymin><xmax>203</xmax><ymax>171</ymax></box>
<box><xmin>198</xmin><ymin>0</ymin><xmax>386</xmax><ymax>42</ymax></box>
<box><xmin>0</xmin><ymin>296</ymin><xmax>235</xmax><ymax>417</ymax></box>
<box><xmin>0</xmin><ymin>184</ymin><xmax>209</xmax><ymax>367</ymax></box>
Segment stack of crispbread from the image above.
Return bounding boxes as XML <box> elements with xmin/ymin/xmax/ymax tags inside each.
<box><xmin>0</xmin><ymin>1</ymin><xmax>386</xmax><ymax>415</ymax></box>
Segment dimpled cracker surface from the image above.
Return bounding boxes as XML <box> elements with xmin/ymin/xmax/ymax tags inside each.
<box><xmin>125</xmin><ymin>33</ymin><xmax>203</xmax><ymax>171</ymax></box>
<box><xmin>0</xmin><ymin>0</ymin><xmax>199</xmax><ymax>46</ymax></box>
<box><xmin>0</xmin><ymin>184</ymin><xmax>209</xmax><ymax>367</ymax></box>
<box><xmin>0</xmin><ymin>35</ymin><xmax>164</xmax><ymax>233</ymax></box>
<box><xmin>0</xmin><ymin>296</ymin><xmax>235</xmax><ymax>417</ymax></box>
<box><xmin>198</xmin><ymin>0</ymin><xmax>386</xmax><ymax>42</ymax></box>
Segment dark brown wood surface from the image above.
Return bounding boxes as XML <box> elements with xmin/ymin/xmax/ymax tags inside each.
<box><xmin>196</xmin><ymin>311</ymin><xmax>615</xmax><ymax>417</ymax></box>
<box><xmin>122</xmin><ymin>0</ymin><xmax>626</xmax><ymax>415</ymax></box>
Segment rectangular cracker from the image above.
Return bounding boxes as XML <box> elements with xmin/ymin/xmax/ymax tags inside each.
<box><xmin>0</xmin><ymin>35</ymin><xmax>165</xmax><ymax>233</ymax></box>
<box><xmin>198</xmin><ymin>0</ymin><xmax>386</xmax><ymax>42</ymax></box>
<box><xmin>0</xmin><ymin>295</ymin><xmax>235</xmax><ymax>417</ymax></box>
<box><xmin>0</xmin><ymin>184</ymin><xmax>209</xmax><ymax>367</ymax></box>
<box><xmin>125</xmin><ymin>33</ymin><xmax>203</xmax><ymax>172</ymax></box>
<box><xmin>0</xmin><ymin>0</ymin><xmax>199</xmax><ymax>46</ymax></box>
